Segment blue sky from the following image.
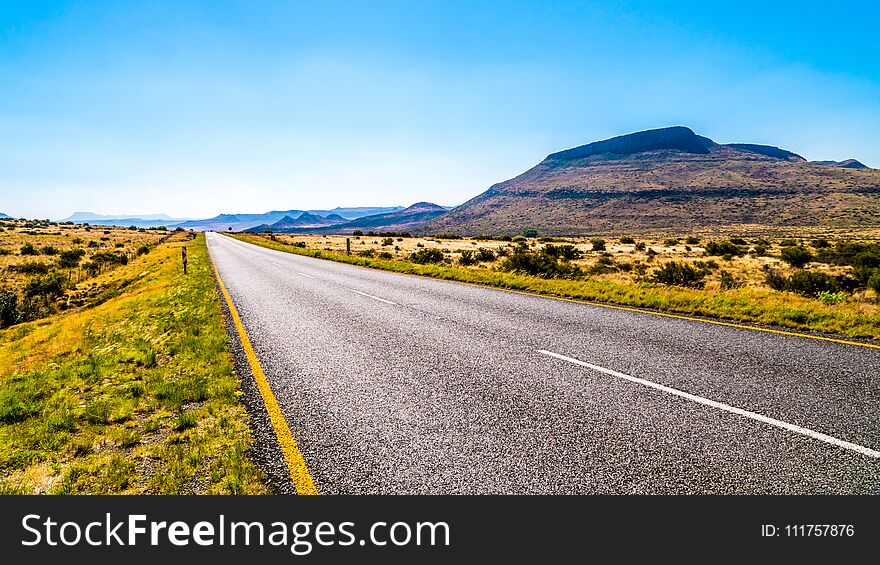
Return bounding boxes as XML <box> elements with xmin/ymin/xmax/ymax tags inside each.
<box><xmin>1</xmin><ymin>1</ymin><xmax>879</xmax><ymax>219</ymax></box>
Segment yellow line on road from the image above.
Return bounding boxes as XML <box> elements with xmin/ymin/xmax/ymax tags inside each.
<box><xmin>208</xmin><ymin>244</ymin><xmax>319</xmax><ymax>495</ymax></box>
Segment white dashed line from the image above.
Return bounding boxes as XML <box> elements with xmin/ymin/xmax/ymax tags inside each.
<box><xmin>297</xmin><ymin>272</ymin><xmax>316</xmax><ymax>279</ymax></box>
<box><xmin>347</xmin><ymin>289</ymin><xmax>397</xmax><ymax>305</ymax></box>
<box><xmin>538</xmin><ymin>349</ymin><xmax>880</xmax><ymax>459</ymax></box>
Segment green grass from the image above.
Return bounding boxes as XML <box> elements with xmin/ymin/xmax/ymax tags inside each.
<box><xmin>0</xmin><ymin>233</ymin><xmax>266</xmax><ymax>494</ymax></box>
<box><xmin>232</xmin><ymin>233</ymin><xmax>880</xmax><ymax>340</ymax></box>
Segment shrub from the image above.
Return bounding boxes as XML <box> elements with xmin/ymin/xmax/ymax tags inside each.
<box><xmin>25</xmin><ymin>271</ymin><xmax>67</xmax><ymax>300</ymax></box>
<box><xmin>475</xmin><ymin>248</ymin><xmax>495</xmax><ymax>262</ymax></box>
<box><xmin>590</xmin><ymin>239</ymin><xmax>606</xmax><ymax>251</ymax></box>
<box><xmin>292</xmin><ymin>241</ymin><xmax>306</xmax><ymax>248</ymax></box>
<box><xmin>352</xmin><ymin>230</ymin><xmax>363</xmax><ymax>236</ymax></box>
<box><xmin>542</xmin><ymin>244</ymin><xmax>582</xmax><ymax>260</ymax></box>
<box><xmin>0</xmin><ymin>291</ymin><xmax>19</xmax><ymax>327</ymax></box>
<box><xmin>719</xmin><ymin>270</ymin><xmax>742</xmax><ymax>290</ymax></box>
<box><xmin>634</xmin><ymin>242</ymin><xmax>646</xmax><ymax>251</ymax></box>
<box><xmin>651</xmin><ymin>262</ymin><xmax>708</xmax><ymax>288</ymax></box>
<box><xmin>522</xmin><ymin>229</ymin><xmax>538</xmax><ymax>238</ymax></box>
<box><xmin>458</xmin><ymin>250</ymin><xmax>476</xmax><ymax>266</ymax></box>
<box><xmin>779</xmin><ymin>238</ymin><xmax>798</xmax><ymax>247</ymax></box>
<box><xmin>811</xmin><ymin>238</ymin><xmax>830</xmax><ymax>249</ymax></box>
<box><xmin>729</xmin><ymin>237</ymin><xmax>748</xmax><ymax>245</ymax></box>
<box><xmin>91</xmin><ymin>251</ymin><xmax>128</xmax><ymax>266</ymax></box>
<box><xmin>785</xmin><ymin>270</ymin><xmax>840</xmax><ymax>297</ymax></box>
<box><xmin>136</xmin><ymin>245</ymin><xmax>151</xmax><ymax>256</ymax></box>
<box><xmin>357</xmin><ymin>249</ymin><xmax>375</xmax><ymax>258</ymax></box>
<box><xmin>780</xmin><ymin>246</ymin><xmax>814</xmax><ymax>268</ymax></box>
<box><xmin>57</xmin><ymin>249</ymin><xmax>86</xmax><ymax>269</ymax></box>
<box><xmin>704</xmin><ymin>240</ymin><xmax>745</xmax><ymax>256</ymax></box>
<box><xmin>512</xmin><ymin>236</ymin><xmax>527</xmax><ymax>243</ymax></box>
<box><xmin>434</xmin><ymin>233</ymin><xmax>461</xmax><ymax>240</ymax></box>
<box><xmin>499</xmin><ymin>243</ymin><xmax>581</xmax><ymax>278</ymax></box>
<box><xmin>41</xmin><ymin>245</ymin><xmax>59</xmax><ymax>255</ymax></box>
<box><xmin>663</xmin><ymin>238</ymin><xmax>679</xmax><ymax>246</ymax></box>
<box><xmin>8</xmin><ymin>261</ymin><xmax>49</xmax><ymax>274</ymax></box>
<box><xmin>377</xmin><ymin>251</ymin><xmax>393</xmax><ymax>259</ymax></box>
<box><xmin>751</xmin><ymin>244</ymin><xmax>768</xmax><ymax>256</ymax></box>
<box><xmin>87</xmin><ymin>241</ymin><xmax>99</xmax><ymax>248</ymax></box>
<box><xmin>868</xmin><ymin>271</ymin><xmax>880</xmax><ymax>295</ymax></box>
<box><xmin>20</xmin><ymin>243</ymin><xmax>39</xmax><ymax>256</ymax></box>
<box><xmin>0</xmin><ymin>248</ymin><xmax>10</xmax><ymax>256</ymax></box>
<box><xmin>619</xmin><ymin>236</ymin><xmax>635</xmax><ymax>244</ymax></box>
<box><xmin>685</xmin><ymin>236</ymin><xmax>700</xmax><ymax>245</ymax></box>
<box><xmin>816</xmin><ymin>291</ymin><xmax>847</xmax><ymax>305</ymax></box>
<box><xmin>409</xmin><ymin>248</ymin><xmax>444</xmax><ymax>264</ymax></box>
<box><xmin>381</xmin><ymin>237</ymin><xmax>394</xmax><ymax>246</ymax></box>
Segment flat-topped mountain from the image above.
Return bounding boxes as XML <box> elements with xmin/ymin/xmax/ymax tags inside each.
<box><xmin>811</xmin><ymin>159</ymin><xmax>869</xmax><ymax>169</ymax></box>
<box><xmin>428</xmin><ymin>126</ymin><xmax>880</xmax><ymax>235</ymax></box>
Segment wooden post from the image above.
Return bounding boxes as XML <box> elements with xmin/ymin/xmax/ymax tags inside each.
<box><xmin>346</xmin><ymin>238</ymin><xmax>351</xmax><ymax>256</ymax></box>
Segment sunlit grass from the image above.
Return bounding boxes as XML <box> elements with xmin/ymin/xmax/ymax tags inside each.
<box><xmin>0</xmin><ymin>234</ymin><xmax>266</xmax><ymax>494</ymax></box>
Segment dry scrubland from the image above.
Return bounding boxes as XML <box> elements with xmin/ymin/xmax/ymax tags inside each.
<box><xmin>235</xmin><ymin>230</ymin><xmax>880</xmax><ymax>340</ymax></box>
<box><xmin>0</xmin><ymin>228</ymin><xmax>265</xmax><ymax>494</ymax></box>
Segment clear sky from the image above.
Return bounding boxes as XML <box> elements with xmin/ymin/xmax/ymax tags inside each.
<box><xmin>1</xmin><ymin>1</ymin><xmax>879</xmax><ymax>220</ymax></box>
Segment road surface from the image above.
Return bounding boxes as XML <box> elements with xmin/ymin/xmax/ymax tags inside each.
<box><xmin>206</xmin><ymin>232</ymin><xmax>880</xmax><ymax>494</ymax></box>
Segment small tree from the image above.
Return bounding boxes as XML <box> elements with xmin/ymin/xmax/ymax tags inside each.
<box><xmin>590</xmin><ymin>239</ymin><xmax>606</xmax><ymax>251</ymax></box>
<box><xmin>781</xmin><ymin>246</ymin><xmax>814</xmax><ymax>268</ymax></box>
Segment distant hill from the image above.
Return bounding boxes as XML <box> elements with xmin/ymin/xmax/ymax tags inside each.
<box><xmin>177</xmin><ymin>206</ymin><xmax>405</xmax><ymax>232</ymax></box>
<box><xmin>810</xmin><ymin>159</ymin><xmax>869</xmax><ymax>169</ymax></box>
<box><xmin>428</xmin><ymin>126</ymin><xmax>880</xmax><ymax>235</ymax></box>
<box><xmin>267</xmin><ymin>202</ymin><xmax>448</xmax><ymax>234</ymax></box>
<box><xmin>63</xmin><ymin>212</ymin><xmax>180</xmax><ymax>222</ymax></box>
<box><xmin>0</xmin><ymin>212</ymin><xmax>11</xmax><ymax>219</ymax></box>
<box><xmin>246</xmin><ymin>212</ymin><xmax>347</xmax><ymax>233</ymax></box>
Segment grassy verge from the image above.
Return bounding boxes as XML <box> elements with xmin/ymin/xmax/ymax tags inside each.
<box><xmin>231</xmin><ymin>233</ymin><xmax>880</xmax><ymax>340</ymax></box>
<box><xmin>0</xmin><ymin>233</ymin><xmax>266</xmax><ymax>494</ymax></box>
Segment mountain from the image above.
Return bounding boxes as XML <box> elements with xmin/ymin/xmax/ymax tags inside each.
<box><xmin>63</xmin><ymin>212</ymin><xmax>179</xmax><ymax>222</ymax></box>
<box><xmin>0</xmin><ymin>212</ymin><xmax>11</xmax><ymax>219</ymax></box>
<box><xmin>811</xmin><ymin>159</ymin><xmax>869</xmax><ymax>169</ymax></box>
<box><xmin>246</xmin><ymin>211</ymin><xmax>349</xmax><ymax>232</ymax></box>
<box><xmin>175</xmin><ymin>206</ymin><xmax>405</xmax><ymax>231</ymax></box>
<box><xmin>428</xmin><ymin>126</ymin><xmax>880</xmax><ymax>235</ymax></box>
<box><xmin>268</xmin><ymin>202</ymin><xmax>448</xmax><ymax>234</ymax></box>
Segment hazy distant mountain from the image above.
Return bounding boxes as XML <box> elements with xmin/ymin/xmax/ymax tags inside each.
<box><xmin>285</xmin><ymin>202</ymin><xmax>448</xmax><ymax>234</ymax></box>
<box><xmin>0</xmin><ymin>212</ymin><xmax>11</xmax><ymax>219</ymax></box>
<box><xmin>810</xmin><ymin>159</ymin><xmax>869</xmax><ymax>169</ymax></box>
<box><xmin>178</xmin><ymin>206</ymin><xmax>406</xmax><ymax>232</ymax></box>
<box><xmin>246</xmin><ymin>212</ymin><xmax>348</xmax><ymax>233</ymax></box>
<box><xmin>428</xmin><ymin>126</ymin><xmax>880</xmax><ymax>235</ymax></box>
<box><xmin>63</xmin><ymin>212</ymin><xmax>180</xmax><ymax>222</ymax></box>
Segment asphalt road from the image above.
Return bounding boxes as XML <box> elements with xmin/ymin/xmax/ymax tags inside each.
<box><xmin>206</xmin><ymin>232</ymin><xmax>880</xmax><ymax>494</ymax></box>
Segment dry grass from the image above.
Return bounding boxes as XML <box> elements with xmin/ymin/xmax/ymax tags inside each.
<box><xmin>234</xmin><ymin>232</ymin><xmax>880</xmax><ymax>340</ymax></box>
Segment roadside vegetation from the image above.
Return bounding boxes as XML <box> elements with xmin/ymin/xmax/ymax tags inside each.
<box><xmin>0</xmin><ymin>230</ymin><xmax>265</xmax><ymax>494</ymax></box>
<box><xmin>233</xmin><ymin>231</ymin><xmax>880</xmax><ymax>340</ymax></box>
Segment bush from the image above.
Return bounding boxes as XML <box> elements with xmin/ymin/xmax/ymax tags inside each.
<box><xmin>704</xmin><ymin>240</ymin><xmax>746</xmax><ymax>256</ymax></box>
<box><xmin>20</xmin><ymin>243</ymin><xmax>38</xmax><ymax>256</ymax></box>
<box><xmin>522</xmin><ymin>229</ymin><xmax>538</xmax><ymax>238</ymax></box>
<box><xmin>729</xmin><ymin>237</ymin><xmax>748</xmax><ymax>245</ymax></box>
<box><xmin>816</xmin><ymin>291</ymin><xmax>847</xmax><ymax>305</ymax></box>
<box><xmin>475</xmin><ymin>248</ymin><xmax>495</xmax><ymax>262</ymax></box>
<box><xmin>409</xmin><ymin>248</ymin><xmax>444</xmax><ymax>264</ymax></box>
<box><xmin>458</xmin><ymin>250</ymin><xmax>476</xmax><ymax>266</ymax></box>
<box><xmin>434</xmin><ymin>233</ymin><xmax>461</xmax><ymax>240</ymax></box>
<box><xmin>377</xmin><ymin>251</ymin><xmax>393</xmax><ymax>259</ymax></box>
<box><xmin>25</xmin><ymin>271</ymin><xmax>67</xmax><ymax>300</ymax></box>
<box><xmin>542</xmin><ymin>244</ymin><xmax>582</xmax><ymax>260</ymax></box>
<box><xmin>780</xmin><ymin>246</ymin><xmax>814</xmax><ymax>268</ymax></box>
<box><xmin>0</xmin><ymin>248</ymin><xmax>10</xmax><ymax>256</ymax></box>
<box><xmin>8</xmin><ymin>261</ymin><xmax>50</xmax><ymax>274</ymax></box>
<box><xmin>381</xmin><ymin>237</ymin><xmax>394</xmax><ymax>246</ymax></box>
<box><xmin>751</xmin><ymin>244</ymin><xmax>768</xmax><ymax>256</ymax></box>
<box><xmin>685</xmin><ymin>236</ymin><xmax>700</xmax><ymax>245</ymax></box>
<box><xmin>41</xmin><ymin>245</ymin><xmax>59</xmax><ymax>255</ymax></box>
<box><xmin>499</xmin><ymin>243</ymin><xmax>581</xmax><ymax>278</ymax></box>
<box><xmin>91</xmin><ymin>251</ymin><xmax>128</xmax><ymax>266</ymax></box>
<box><xmin>136</xmin><ymin>245</ymin><xmax>151</xmax><ymax>256</ymax></box>
<box><xmin>634</xmin><ymin>242</ymin><xmax>646</xmax><ymax>251</ymax></box>
<box><xmin>784</xmin><ymin>270</ymin><xmax>840</xmax><ymax>297</ymax></box>
<box><xmin>651</xmin><ymin>262</ymin><xmax>708</xmax><ymax>288</ymax></box>
<box><xmin>87</xmin><ymin>241</ymin><xmax>99</xmax><ymax>248</ymax></box>
<box><xmin>57</xmin><ymin>249</ymin><xmax>86</xmax><ymax>268</ymax></box>
<box><xmin>590</xmin><ymin>239</ymin><xmax>606</xmax><ymax>251</ymax></box>
<box><xmin>292</xmin><ymin>241</ymin><xmax>306</xmax><ymax>248</ymax></box>
<box><xmin>352</xmin><ymin>230</ymin><xmax>363</xmax><ymax>236</ymax></box>
<box><xmin>663</xmin><ymin>238</ymin><xmax>679</xmax><ymax>246</ymax></box>
<box><xmin>0</xmin><ymin>291</ymin><xmax>20</xmax><ymax>327</ymax></box>
<box><xmin>811</xmin><ymin>238</ymin><xmax>830</xmax><ymax>249</ymax></box>
<box><xmin>619</xmin><ymin>236</ymin><xmax>635</xmax><ymax>244</ymax></box>
<box><xmin>719</xmin><ymin>270</ymin><xmax>742</xmax><ymax>290</ymax></box>
<box><xmin>357</xmin><ymin>249</ymin><xmax>375</xmax><ymax>258</ymax></box>
<box><xmin>868</xmin><ymin>271</ymin><xmax>880</xmax><ymax>295</ymax></box>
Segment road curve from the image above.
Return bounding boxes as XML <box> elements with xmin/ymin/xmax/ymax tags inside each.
<box><xmin>206</xmin><ymin>232</ymin><xmax>880</xmax><ymax>494</ymax></box>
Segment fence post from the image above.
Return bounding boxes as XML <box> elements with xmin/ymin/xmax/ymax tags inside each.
<box><xmin>346</xmin><ymin>238</ymin><xmax>351</xmax><ymax>256</ymax></box>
